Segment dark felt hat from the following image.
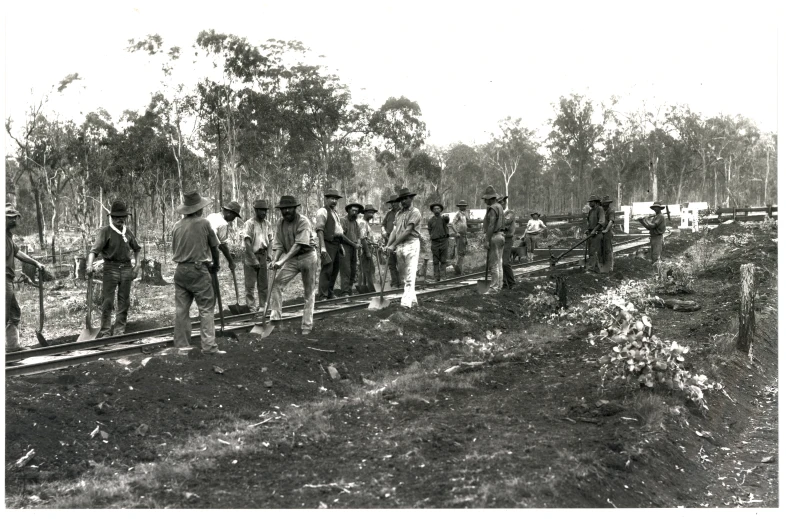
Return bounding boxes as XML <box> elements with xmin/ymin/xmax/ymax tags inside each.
<box><xmin>222</xmin><ymin>201</ymin><xmax>242</xmax><ymax>218</ymax></box>
<box><xmin>587</xmin><ymin>193</ymin><xmax>601</xmax><ymax>203</ymax></box>
<box><xmin>6</xmin><ymin>204</ymin><xmax>21</xmax><ymax>218</ymax></box>
<box><xmin>177</xmin><ymin>192</ymin><xmax>212</xmax><ymax>215</ymax></box>
<box><xmin>601</xmin><ymin>195</ymin><xmax>613</xmax><ymax>205</ymax></box>
<box><xmin>456</xmin><ymin>200</ymin><xmax>468</xmax><ymax>207</ymax></box>
<box><xmin>385</xmin><ymin>192</ymin><xmax>399</xmax><ymax>204</ymax></box>
<box><xmin>108</xmin><ymin>200</ymin><xmax>132</xmax><ymax>217</ymax></box>
<box><xmin>498</xmin><ymin>195</ymin><xmax>509</xmax><ymax>203</ymax></box>
<box><xmin>345</xmin><ymin>202</ymin><xmax>364</xmax><ymax>213</ymax></box>
<box><xmin>481</xmin><ymin>185</ymin><xmax>499</xmax><ymax>200</ymax></box>
<box><xmin>395</xmin><ymin>187</ymin><xmax>417</xmax><ymax>202</ymax></box>
<box><xmin>275</xmin><ymin>195</ymin><xmax>301</xmax><ymax>209</ymax></box>
<box><xmin>363</xmin><ymin>204</ymin><xmax>378</xmax><ymax>213</ymax></box>
<box><xmin>530</xmin><ymin>211</ymin><xmax>541</xmax><ymax>217</ymax></box>
<box><xmin>429</xmin><ymin>202</ymin><xmax>444</xmax><ymax>212</ymax></box>
<box><xmin>253</xmin><ymin>199</ymin><xmax>269</xmax><ymax>210</ymax></box>
<box><xmin>324</xmin><ymin>188</ymin><xmax>343</xmax><ymax>199</ymax></box>
<box><xmin>650</xmin><ymin>201</ymin><xmax>666</xmax><ymax>210</ymax></box>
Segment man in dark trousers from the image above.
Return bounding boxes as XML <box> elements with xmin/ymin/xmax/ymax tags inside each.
<box><xmin>449</xmin><ymin>200</ymin><xmax>469</xmax><ymax>275</ymax></box>
<box><xmin>499</xmin><ymin>196</ymin><xmax>517</xmax><ymax>289</ymax></box>
<box><xmin>599</xmin><ymin>195</ymin><xmax>615</xmax><ymax>273</ymax></box>
<box><xmin>380</xmin><ymin>192</ymin><xmax>401</xmax><ymax>288</ymax></box>
<box><xmin>86</xmin><ymin>200</ymin><xmax>142</xmax><ymax>337</ymax></box>
<box><xmin>315</xmin><ymin>188</ymin><xmax>345</xmax><ymax>300</ymax></box>
<box><xmin>242</xmin><ymin>199</ymin><xmax>272</xmax><ymax>311</ymax></box>
<box><xmin>585</xmin><ymin>193</ymin><xmax>606</xmax><ymax>273</ymax></box>
<box><xmin>337</xmin><ymin>202</ymin><xmax>363</xmax><ymax>297</ymax></box>
<box><xmin>427</xmin><ymin>202</ymin><xmax>450</xmax><ymax>282</ymax></box>
<box><xmin>638</xmin><ymin>201</ymin><xmax>667</xmax><ymax>264</ymax></box>
<box><xmin>6</xmin><ymin>204</ymin><xmax>47</xmax><ymax>352</ymax></box>
<box><xmin>481</xmin><ymin>186</ymin><xmax>505</xmax><ymax>294</ymax></box>
<box><xmin>171</xmin><ymin>191</ymin><xmax>223</xmax><ymax>355</ymax></box>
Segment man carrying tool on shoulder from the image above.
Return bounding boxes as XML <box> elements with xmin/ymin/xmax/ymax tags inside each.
<box><xmin>85</xmin><ymin>200</ymin><xmax>142</xmax><ymax>337</ymax></box>
<box><xmin>269</xmin><ymin>195</ymin><xmax>318</xmax><ymax>336</ymax></box>
<box><xmin>380</xmin><ymin>192</ymin><xmax>401</xmax><ymax>289</ymax></box>
<box><xmin>427</xmin><ymin>201</ymin><xmax>450</xmax><ymax>282</ymax></box>
<box><xmin>206</xmin><ymin>201</ymin><xmax>241</xmax><ymax>273</ymax></box>
<box><xmin>6</xmin><ymin>204</ymin><xmax>47</xmax><ymax>352</ymax></box>
<box><xmin>499</xmin><ymin>196</ymin><xmax>516</xmax><ymax>289</ymax></box>
<box><xmin>357</xmin><ymin>204</ymin><xmax>378</xmax><ymax>293</ymax></box>
<box><xmin>242</xmin><ymin>199</ymin><xmax>273</xmax><ymax>311</ymax></box>
<box><xmin>337</xmin><ymin>202</ymin><xmax>363</xmax><ymax>297</ymax></box>
<box><xmin>171</xmin><ymin>191</ymin><xmax>223</xmax><ymax>355</ymax></box>
<box><xmin>585</xmin><ymin>193</ymin><xmax>606</xmax><ymax>273</ymax></box>
<box><xmin>385</xmin><ymin>187</ymin><xmax>422</xmax><ymax>308</ymax></box>
<box><xmin>481</xmin><ymin>186</ymin><xmax>505</xmax><ymax>294</ymax></box>
<box><xmin>638</xmin><ymin>201</ymin><xmax>667</xmax><ymax>265</ymax></box>
<box><xmin>315</xmin><ymin>188</ymin><xmax>345</xmax><ymax>300</ymax></box>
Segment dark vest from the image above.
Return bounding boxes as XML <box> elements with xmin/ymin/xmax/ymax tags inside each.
<box><xmin>323</xmin><ymin>208</ymin><xmax>338</xmax><ymax>242</ymax></box>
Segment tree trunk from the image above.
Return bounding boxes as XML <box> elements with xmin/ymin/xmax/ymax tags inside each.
<box><xmin>736</xmin><ymin>263</ymin><xmax>755</xmax><ymax>360</ymax></box>
<box><xmin>30</xmin><ymin>171</ymin><xmax>46</xmax><ymax>249</ymax></box>
<box><xmin>764</xmin><ymin>147</ymin><xmax>770</xmax><ymax>204</ymax></box>
<box><xmin>217</xmin><ymin>123</ymin><xmax>223</xmax><ymax>210</ymax></box>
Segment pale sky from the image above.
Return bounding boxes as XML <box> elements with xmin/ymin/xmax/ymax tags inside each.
<box><xmin>3</xmin><ymin>0</ymin><xmax>781</xmax><ymax>148</ymax></box>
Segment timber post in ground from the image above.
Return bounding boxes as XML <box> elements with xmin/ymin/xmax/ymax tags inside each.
<box><xmin>736</xmin><ymin>263</ymin><xmax>755</xmax><ymax>360</ymax></box>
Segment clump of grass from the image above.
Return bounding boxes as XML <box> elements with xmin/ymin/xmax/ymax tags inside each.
<box><xmin>631</xmin><ymin>393</ymin><xmax>667</xmax><ymax>431</ymax></box>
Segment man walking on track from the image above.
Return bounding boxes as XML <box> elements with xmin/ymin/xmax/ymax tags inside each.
<box><xmin>357</xmin><ymin>204</ymin><xmax>377</xmax><ymax>293</ymax></box>
<box><xmin>499</xmin><ymin>196</ymin><xmax>516</xmax><ymax>289</ymax></box>
<box><xmin>86</xmin><ymin>200</ymin><xmax>142</xmax><ymax>337</ymax></box>
<box><xmin>599</xmin><ymin>195</ymin><xmax>615</xmax><ymax>273</ymax></box>
<box><xmin>585</xmin><ymin>193</ymin><xmax>606</xmax><ymax>273</ymax></box>
<box><xmin>638</xmin><ymin>201</ymin><xmax>667</xmax><ymax>265</ymax></box>
<box><xmin>337</xmin><ymin>202</ymin><xmax>363</xmax><ymax>297</ymax></box>
<box><xmin>523</xmin><ymin>212</ymin><xmax>547</xmax><ymax>262</ymax></box>
<box><xmin>449</xmin><ymin>200</ymin><xmax>469</xmax><ymax>275</ymax></box>
<box><xmin>171</xmin><ymin>191</ymin><xmax>223</xmax><ymax>354</ymax></box>
<box><xmin>315</xmin><ymin>188</ymin><xmax>345</xmax><ymax>300</ymax></box>
<box><xmin>427</xmin><ymin>202</ymin><xmax>450</xmax><ymax>282</ymax></box>
<box><xmin>385</xmin><ymin>187</ymin><xmax>422</xmax><ymax>308</ymax></box>
<box><xmin>380</xmin><ymin>192</ymin><xmax>401</xmax><ymax>289</ymax></box>
<box><xmin>481</xmin><ymin>186</ymin><xmax>505</xmax><ymax>294</ymax></box>
<box><xmin>6</xmin><ymin>204</ymin><xmax>47</xmax><ymax>352</ymax></box>
<box><xmin>206</xmin><ymin>201</ymin><xmax>241</xmax><ymax>273</ymax></box>
<box><xmin>242</xmin><ymin>199</ymin><xmax>272</xmax><ymax>310</ymax></box>
<box><xmin>270</xmin><ymin>195</ymin><xmax>318</xmax><ymax>336</ymax></box>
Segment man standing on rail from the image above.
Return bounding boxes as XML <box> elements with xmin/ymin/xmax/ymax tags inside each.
<box><xmin>6</xmin><ymin>204</ymin><xmax>48</xmax><ymax>352</ymax></box>
<box><xmin>481</xmin><ymin>186</ymin><xmax>505</xmax><ymax>294</ymax></box>
<box><xmin>85</xmin><ymin>200</ymin><xmax>142</xmax><ymax>337</ymax></box>
<box><xmin>427</xmin><ymin>201</ymin><xmax>450</xmax><ymax>282</ymax></box>
<box><xmin>449</xmin><ymin>200</ymin><xmax>469</xmax><ymax>275</ymax></box>
<box><xmin>269</xmin><ymin>195</ymin><xmax>318</xmax><ymax>335</ymax></box>
<box><xmin>585</xmin><ymin>194</ymin><xmax>606</xmax><ymax>273</ymax></box>
<box><xmin>385</xmin><ymin>187</ymin><xmax>422</xmax><ymax>308</ymax></box>
<box><xmin>242</xmin><ymin>199</ymin><xmax>273</xmax><ymax>311</ymax></box>
<box><xmin>315</xmin><ymin>188</ymin><xmax>345</xmax><ymax>300</ymax></box>
<box><xmin>171</xmin><ymin>191</ymin><xmax>223</xmax><ymax>355</ymax></box>
<box><xmin>638</xmin><ymin>201</ymin><xmax>667</xmax><ymax>265</ymax></box>
<box><xmin>599</xmin><ymin>195</ymin><xmax>615</xmax><ymax>273</ymax></box>
<box><xmin>499</xmin><ymin>196</ymin><xmax>517</xmax><ymax>289</ymax></box>
<box><xmin>337</xmin><ymin>202</ymin><xmax>363</xmax><ymax>297</ymax></box>
<box><xmin>356</xmin><ymin>204</ymin><xmax>378</xmax><ymax>293</ymax></box>
<box><xmin>206</xmin><ymin>201</ymin><xmax>242</xmax><ymax>273</ymax></box>
<box><xmin>523</xmin><ymin>212</ymin><xmax>547</xmax><ymax>262</ymax></box>
<box><xmin>380</xmin><ymin>192</ymin><xmax>401</xmax><ymax>289</ymax></box>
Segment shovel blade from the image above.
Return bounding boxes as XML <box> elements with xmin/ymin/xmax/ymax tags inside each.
<box><xmin>216</xmin><ymin>329</ymin><xmax>238</xmax><ymax>339</ymax></box>
<box><xmin>227</xmin><ymin>304</ymin><xmax>241</xmax><ymax>315</ymax></box>
<box><xmin>35</xmin><ymin>331</ymin><xmax>48</xmax><ymax>348</ymax></box>
<box><xmin>476</xmin><ymin>280</ymin><xmax>491</xmax><ymax>295</ymax></box>
<box><xmin>368</xmin><ymin>296</ymin><xmax>390</xmax><ymax>310</ymax></box>
<box><xmin>77</xmin><ymin>326</ymin><xmax>100</xmax><ymax>343</ymax></box>
<box><xmin>250</xmin><ymin>322</ymin><xmax>275</xmax><ymax>337</ymax></box>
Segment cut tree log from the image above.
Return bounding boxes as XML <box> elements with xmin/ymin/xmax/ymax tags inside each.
<box><xmin>647</xmin><ymin>297</ymin><xmax>701</xmax><ymax>312</ymax></box>
<box><xmin>555</xmin><ymin>275</ymin><xmax>568</xmax><ymax>308</ymax></box>
<box><xmin>141</xmin><ymin>259</ymin><xmax>168</xmax><ymax>285</ymax></box>
<box><xmin>737</xmin><ymin>263</ymin><xmax>755</xmax><ymax>360</ymax></box>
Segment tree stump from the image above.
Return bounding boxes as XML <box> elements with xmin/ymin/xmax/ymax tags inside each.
<box><xmin>74</xmin><ymin>256</ymin><xmax>87</xmax><ymax>280</ymax></box>
<box><xmin>22</xmin><ymin>262</ymin><xmax>55</xmax><ymax>282</ymax></box>
<box><xmin>555</xmin><ymin>275</ymin><xmax>568</xmax><ymax>308</ymax></box>
<box><xmin>737</xmin><ymin>263</ymin><xmax>755</xmax><ymax>360</ymax></box>
<box><xmin>141</xmin><ymin>258</ymin><xmax>167</xmax><ymax>285</ymax></box>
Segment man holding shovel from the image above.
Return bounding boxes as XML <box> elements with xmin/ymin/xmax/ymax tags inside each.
<box><xmin>85</xmin><ymin>201</ymin><xmax>142</xmax><ymax>337</ymax></box>
<box><xmin>499</xmin><ymin>196</ymin><xmax>516</xmax><ymax>289</ymax></box>
<box><xmin>585</xmin><ymin>194</ymin><xmax>606</xmax><ymax>273</ymax></box>
<box><xmin>427</xmin><ymin>202</ymin><xmax>450</xmax><ymax>282</ymax></box>
<box><xmin>380</xmin><ymin>193</ymin><xmax>401</xmax><ymax>289</ymax></box>
<box><xmin>337</xmin><ymin>202</ymin><xmax>363</xmax><ymax>297</ymax></box>
<box><xmin>315</xmin><ymin>188</ymin><xmax>345</xmax><ymax>300</ymax></box>
<box><xmin>385</xmin><ymin>187</ymin><xmax>422</xmax><ymax>309</ymax></box>
<box><xmin>206</xmin><ymin>201</ymin><xmax>242</xmax><ymax>273</ymax></box>
<box><xmin>449</xmin><ymin>200</ymin><xmax>469</xmax><ymax>275</ymax></box>
<box><xmin>356</xmin><ymin>204</ymin><xmax>378</xmax><ymax>293</ymax></box>
<box><xmin>171</xmin><ymin>191</ymin><xmax>223</xmax><ymax>355</ymax></box>
<box><xmin>481</xmin><ymin>186</ymin><xmax>505</xmax><ymax>295</ymax></box>
<box><xmin>242</xmin><ymin>199</ymin><xmax>273</xmax><ymax>311</ymax></box>
<box><xmin>6</xmin><ymin>204</ymin><xmax>47</xmax><ymax>352</ymax></box>
<box><xmin>269</xmin><ymin>195</ymin><xmax>318</xmax><ymax>336</ymax></box>
<box><xmin>599</xmin><ymin>195</ymin><xmax>615</xmax><ymax>273</ymax></box>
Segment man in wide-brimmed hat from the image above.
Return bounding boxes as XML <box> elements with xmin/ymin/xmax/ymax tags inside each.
<box><xmin>356</xmin><ymin>204</ymin><xmax>378</xmax><ymax>293</ymax></box>
<box><xmin>427</xmin><ymin>201</ymin><xmax>450</xmax><ymax>282</ymax></box>
<box><xmin>270</xmin><ymin>195</ymin><xmax>318</xmax><ymax>335</ymax></box>
<box><xmin>449</xmin><ymin>200</ymin><xmax>469</xmax><ymax>275</ymax></box>
<box><xmin>337</xmin><ymin>202</ymin><xmax>364</xmax><ymax>297</ymax></box>
<box><xmin>380</xmin><ymin>192</ymin><xmax>402</xmax><ymax>288</ymax></box>
<box><xmin>523</xmin><ymin>211</ymin><xmax>547</xmax><ymax>262</ymax></box>
<box><xmin>638</xmin><ymin>201</ymin><xmax>667</xmax><ymax>264</ymax></box>
<box><xmin>315</xmin><ymin>188</ymin><xmax>345</xmax><ymax>300</ymax></box>
<box><xmin>206</xmin><ymin>200</ymin><xmax>242</xmax><ymax>273</ymax></box>
<box><xmin>384</xmin><ymin>187</ymin><xmax>422</xmax><ymax>308</ymax></box>
<box><xmin>242</xmin><ymin>199</ymin><xmax>273</xmax><ymax>310</ymax></box>
<box><xmin>498</xmin><ymin>196</ymin><xmax>517</xmax><ymax>289</ymax></box>
<box><xmin>5</xmin><ymin>204</ymin><xmax>47</xmax><ymax>352</ymax></box>
<box><xmin>585</xmin><ymin>193</ymin><xmax>606</xmax><ymax>273</ymax></box>
<box><xmin>171</xmin><ymin>191</ymin><xmax>223</xmax><ymax>354</ymax></box>
<box><xmin>86</xmin><ymin>200</ymin><xmax>142</xmax><ymax>337</ymax></box>
<box><xmin>599</xmin><ymin>195</ymin><xmax>615</xmax><ymax>273</ymax></box>
<box><xmin>481</xmin><ymin>185</ymin><xmax>505</xmax><ymax>294</ymax></box>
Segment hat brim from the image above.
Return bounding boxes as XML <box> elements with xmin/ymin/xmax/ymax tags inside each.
<box><xmin>456</xmin><ymin>204</ymin><xmax>468</xmax><ymax>207</ymax></box>
<box><xmin>253</xmin><ymin>205</ymin><xmax>269</xmax><ymax>210</ymax></box>
<box><xmin>108</xmin><ymin>211</ymin><xmax>132</xmax><ymax>217</ymax></box>
<box><xmin>650</xmin><ymin>205</ymin><xmax>665</xmax><ymax>210</ymax></box>
<box><xmin>429</xmin><ymin>204</ymin><xmax>444</xmax><ymax>211</ymax></box>
<box><xmin>587</xmin><ymin>198</ymin><xmax>601</xmax><ymax>203</ymax></box>
<box><xmin>222</xmin><ymin>206</ymin><xmax>242</xmax><ymax>217</ymax></box>
<box><xmin>482</xmin><ymin>195</ymin><xmax>498</xmax><ymax>200</ymax></box>
<box><xmin>345</xmin><ymin>204</ymin><xmax>364</xmax><ymax>213</ymax></box>
<box><xmin>6</xmin><ymin>212</ymin><xmax>21</xmax><ymax>218</ymax></box>
<box><xmin>275</xmin><ymin>203</ymin><xmax>301</xmax><ymax>209</ymax></box>
<box><xmin>395</xmin><ymin>193</ymin><xmax>416</xmax><ymax>202</ymax></box>
<box><xmin>177</xmin><ymin>198</ymin><xmax>212</xmax><ymax>215</ymax></box>
<box><xmin>325</xmin><ymin>194</ymin><xmax>343</xmax><ymax>200</ymax></box>
<box><xmin>364</xmin><ymin>208</ymin><xmax>378</xmax><ymax>213</ymax></box>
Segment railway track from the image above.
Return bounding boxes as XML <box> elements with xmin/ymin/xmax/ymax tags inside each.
<box><xmin>7</xmin><ymin>237</ymin><xmax>650</xmax><ymax>376</ymax></box>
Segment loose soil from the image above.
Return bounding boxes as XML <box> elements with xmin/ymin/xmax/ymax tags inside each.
<box><xmin>5</xmin><ymin>224</ymin><xmax>778</xmax><ymax>508</ymax></box>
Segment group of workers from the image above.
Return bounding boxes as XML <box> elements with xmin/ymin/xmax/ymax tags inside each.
<box><xmin>5</xmin><ymin>187</ymin><xmax>669</xmax><ymax>353</ymax></box>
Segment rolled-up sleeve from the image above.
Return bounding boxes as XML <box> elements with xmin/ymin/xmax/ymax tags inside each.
<box><xmin>89</xmin><ymin>228</ymin><xmax>108</xmax><ymax>256</ymax></box>
<box><xmin>314</xmin><ymin>208</ymin><xmax>328</xmax><ymax>232</ymax></box>
<box><xmin>272</xmin><ymin>222</ymin><xmax>283</xmax><ymax>252</ymax></box>
<box><xmin>295</xmin><ymin>217</ymin><xmax>312</xmax><ymax>246</ymax></box>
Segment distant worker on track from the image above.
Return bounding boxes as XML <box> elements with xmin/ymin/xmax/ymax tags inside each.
<box><xmin>499</xmin><ymin>196</ymin><xmax>516</xmax><ymax>289</ymax></box>
<box><xmin>6</xmin><ymin>204</ymin><xmax>47</xmax><ymax>352</ymax></box>
<box><xmin>599</xmin><ymin>195</ymin><xmax>615</xmax><ymax>273</ymax></box>
<box><xmin>427</xmin><ymin>202</ymin><xmax>450</xmax><ymax>282</ymax></box>
<box><xmin>206</xmin><ymin>201</ymin><xmax>242</xmax><ymax>273</ymax></box>
<box><xmin>380</xmin><ymin>192</ymin><xmax>402</xmax><ymax>289</ymax></box>
<box><xmin>242</xmin><ymin>199</ymin><xmax>273</xmax><ymax>311</ymax></box>
<box><xmin>171</xmin><ymin>192</ymin><xmax>223</xmax><ymax>355</ymax></box>
<box><xmin>357</xmin><ymin>204</ymin><xmax>378</xmax><ymax>293</ymax></box>
<box><xmin>385</xmin><ymin>187</ymin><xmax>422</xmax><ymax>308</ymax></box>
<box><xmin>315</xmin><ymin>188</ymin><xmax>345</xmax><ymax>300</ymax></box>
<box><xmin>449</xmin><ymin>200</ymin><xmax>469</xmax><ymax>276</ymax></box>
<box><xmin>85</xmin><ymin>201</ymin><xmax>142</xmax><ymax>337</ymax></box>
<box><xmin>638</xmin><ymin>201</ymin><xmax>667</xmax><ymax>264</ymax></box>
<box><xmin>337</xmin><ymin>202</ymin><xmax>363</xmax><ymax>297</ymax></box>
<box><xmin>523</xmin><ymin>212</ymin><xmax>547</xmax><ymax>262</ymax></box>
<box><xmin>585</xmin><ymin>194</ymin><xmax>606</xmax><ymax>273</ymax></box>
<box><xmin>269</xmin><ymin>195</ymin><xmax>318</xmax><ymax>336</ymax></box>
<box><xmin>481</xmin><ymin>186</ymin><xmax>505</xmax><ymax>294</ymax></box>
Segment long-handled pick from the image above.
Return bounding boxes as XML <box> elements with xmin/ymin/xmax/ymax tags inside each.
<box><xmin>211</xmin><ymin>269</ymin><xmax>237</xmax><ymax>339</ymax></box>
<box><xmin>476</xmin><ymin>248</ymin><xmax>491</xmax><ymax>294</ymax></box>
<box><xmin>251</xmin><ymin>267</ymin><xmax>278</xmax><ymax>337</ymax></box>
<box><xmin>77</xmin><ymin>274</ymin><xmax>100</xmax><ymax>342</ymax></box>
<box><xmin>549</xmin><ymin>235</ymin><xmax>591</xmax><ymax>268</ymax></box>
<box><xmin>368</xmin><ymin>248</ymin><xmax>390</xmax><ymax>310</ymax></box>
<box><xmin>35</xmin><ymin>271</ymin><xmax>48</xmax><ymax>347</ymax></box>
<box><xmin>228</xmin><ymin>269</ymin><xmax>251</xmax><ymax>315</ymax></box>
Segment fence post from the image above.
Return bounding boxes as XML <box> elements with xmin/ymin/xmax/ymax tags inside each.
<box><xmin>732</xmin><ymin>208</ymin><xmax>737</xmax><ymax>221</ymax></box>
<box><xmin>737</xmin><ymin>263</ymin><xmax>755</xmax><ymax>360</ymax></box>
<box><xmin>767</xmin><ymin>204</ymin><xmax>773</xmax><ymax>218</ymax></box>
<box><xmin>555</xmin><ymin>275</ymin><xmax>568</xmax><ymax>308</ymax></box>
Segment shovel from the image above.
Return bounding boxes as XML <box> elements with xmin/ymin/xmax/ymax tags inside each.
<box><xmin>77</xmin><ymin>273</ymin><xmax>100</xmax><ymax>342</ymax></box>
<box><xmin>228</xmin><ymin>269</ymin><xmax>251</xmax><ymax>315</ymax></box>
<box><xmin>211</xmin><ymin>268</ymin><xmax>237</xmax><ymax>339</ymax></box>
<box><xmin>368</xmin><ymin>248</ymin><xmax>391</xmax><ymax>310</ymax></box>
<box><xmin>35</xmin><ymin>271</ymin><xmax>48</xmax><ymax>347</ymax></box>
<box><xmin>476</xmin><ymin>248</ymin><xmax>491</xmax><ymax>294</ymax></box>
<box><xmin>251</xmin><ymin>267</ymin><xmax>278</xmax><ymax>337</ymax></box>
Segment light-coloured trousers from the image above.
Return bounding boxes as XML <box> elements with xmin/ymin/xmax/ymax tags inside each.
<box><xmin>396</xmin><ymin>239</ymin><xmax>420</xmax><ymax>308</ymax></box>
<box><xmin>270</xmin><ymin>251</ymin><xmax>318</xmax><ymax>331</ymax></box>
<box><xmin>243</xmin><ymin>251</ymin><xmax>269</xmax><ymax>308</ymax></box>
<box><xmin>173</xmin><ymin>263</ymin><xmax>216</xmax><ymax>351</ymax></box>
<box><xmin>488</xmin><ymin>233</ymin><xmax>505</xmax><ymax>293</ymax></box>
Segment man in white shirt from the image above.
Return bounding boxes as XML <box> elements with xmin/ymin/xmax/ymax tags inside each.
<box><xmin>523</xmin><ymin>212</ymin><xmax>547</xmax><ymax>262</ymax></box>
<box><xmin>242</xmin><ymin>199</ymin><xmax>273</xmax><ymax>310</ymax></box>
<box><xmin>206</xmin><ymin>200</ymin><xmax>241</xmax><ymax>272</ymax></box>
